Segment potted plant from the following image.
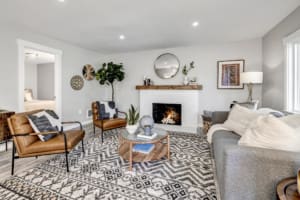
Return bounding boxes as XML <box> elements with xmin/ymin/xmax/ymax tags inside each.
<box><xmin>125</xmin><ymin>104</ymin><xmax>140</xmax><ymax>134</ymax></box>
<box><xmin>182</xmin><ymin>61</ymin><xmax>195</xmax><ymax>85</ymax></box>
<box><xmin>95</xmin><ymin>62</ymin><xmax>125</xmax><ymax>102</ymax></box>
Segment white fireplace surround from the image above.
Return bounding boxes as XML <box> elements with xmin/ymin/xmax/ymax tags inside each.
<box><xmin>139</xmin><ymin>90</ymin><xmax>200</xmax><ymax>133</ymax></box>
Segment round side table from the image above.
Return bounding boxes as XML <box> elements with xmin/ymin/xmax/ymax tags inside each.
<box><xmin>277</xmin><ymin>177</ymin><xmax>300</xmax><ymax>200</ymax></box>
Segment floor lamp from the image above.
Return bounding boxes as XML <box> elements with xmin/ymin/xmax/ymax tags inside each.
<box><xmin>240</xmin><ymin>72</ymin><xmax>263</xmax><ymax>102</ymax></box>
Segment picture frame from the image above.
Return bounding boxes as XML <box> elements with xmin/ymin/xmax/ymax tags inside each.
<box><xmin>217</xmin><ymin>59</ymin><xmax>245</xmax><ymax>89</ymax></box>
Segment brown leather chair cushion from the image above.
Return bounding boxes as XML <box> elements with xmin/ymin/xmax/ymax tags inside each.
<box><xmin>9</xmin><ymin>112</ymin><xmax>39</xmax><ymax>153</ymax></box>
<box><xmin>20</xmin><ymin>130</ymin><xmax>85</xmax><ymax>156</ymax></box>
<box><xmin>94</xmin><ymin>118</ymin><xmax>126</xmax><ymax>130</ymax></box>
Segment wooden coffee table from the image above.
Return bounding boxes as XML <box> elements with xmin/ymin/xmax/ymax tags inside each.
<box><xmin>277</xmin><ymin>177</ymin><xmax>300</xmax><ymax>200</ymax></box>
<box><xmin>118</xmin><ymin>128</ymin><xmax>170</xmax><ymax>171</ymax></box>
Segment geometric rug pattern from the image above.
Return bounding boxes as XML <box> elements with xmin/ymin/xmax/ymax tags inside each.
<box><xmin>0</xmin><ymin>128</ymin><xmax>217</xmax><ymax>200</ymax></box>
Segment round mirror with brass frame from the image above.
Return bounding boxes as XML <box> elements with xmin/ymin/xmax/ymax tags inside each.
<box><xmin>154</xmin><ymin>53</ymin><xmax>180</xmax><ymax>79</ymax></box>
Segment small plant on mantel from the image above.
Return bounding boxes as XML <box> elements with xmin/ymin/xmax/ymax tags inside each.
<box><xmin>182</xmin><ymin>61</ymin><xmax>195</xmax><ymax>76</ymax></box>
<box><xmin>182</xmin><ymin>61</ymin><xmax>195</xmax><ymax>85</ymax></box>
<box><xmin>125</xmin><ymin>105</ymin><xmax>140</xmax><ymax>134</ymax></box>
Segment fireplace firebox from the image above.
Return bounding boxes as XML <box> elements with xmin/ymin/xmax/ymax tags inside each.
<box><xmin>152</xmin><ymin>103</ymin><xmax>182</xmax><ymax>125</ymax></box>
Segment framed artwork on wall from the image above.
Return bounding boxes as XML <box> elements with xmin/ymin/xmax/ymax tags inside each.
<box><xmin>217</xmin><ymin>59</ymin><xmax>245</xmax><ymax>89</ymax></box>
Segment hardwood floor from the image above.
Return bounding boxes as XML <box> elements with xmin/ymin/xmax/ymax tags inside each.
<box><xmin>0</xmin><ymin>141</ymin><xmax>55</xmax><ymax>181</ymax></box>
<box><xmin>0</xmin><ymin>123</ymin><xmax>95</xmax><ymax>182</ymax></box>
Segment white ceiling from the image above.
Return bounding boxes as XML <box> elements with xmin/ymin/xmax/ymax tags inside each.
<box><xmin>1</xmin><ymin>0</ymin><xmax>299</xmax><ymax>54</ymax></box>
<box><xmin>25</xmin><ymin>49</ymin><xmax>55</xmax><ymax>65</ymax></box>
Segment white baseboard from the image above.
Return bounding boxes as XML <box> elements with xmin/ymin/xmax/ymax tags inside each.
<box><xmin>63</xmin><ymin>120</ymin><xmax>92</xmax><ymax>131</ymax></box>
<box><xmin>153</xmin><ymin>124</ymin><xmax>197</xmax><ymax>133</ymax></box>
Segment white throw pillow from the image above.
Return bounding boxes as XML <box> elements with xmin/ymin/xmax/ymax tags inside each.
<box><xmin>238</xmin><ymin>115</ymin><xmax>300</xmax><ymax>152</ymax></box>
<box><xmin>280</xmin><ymin>114</ymin><xmax>300</xmax><ymax>129</ymax></box>
<box><xmin>223</xmin><ymin>104</ymin><xmax>261</xmax><ymax>136</ymax></box>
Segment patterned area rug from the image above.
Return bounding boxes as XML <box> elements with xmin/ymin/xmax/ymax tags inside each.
<box><xmin>0</xmin><ymin>128</ymin><xmax>217</xmax><ymax>200</ymax></box>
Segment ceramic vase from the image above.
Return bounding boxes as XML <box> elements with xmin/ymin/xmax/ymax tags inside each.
<box><xmin>126</xmin><ymin>124</ymin><xmax>138</xmax><ymax>134</ymax></box>
<box><xmin>183</xmin><ymin>76</ymin><xmax>189</xmax><ymax>85</ymax></box>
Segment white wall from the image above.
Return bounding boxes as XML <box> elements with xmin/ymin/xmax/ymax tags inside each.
<box><xmin>37</xmin><ymin>63</ymin><xmax>55</xmax><ymax>100</ymax></box>
<box><xmin>0</xmin><ymin>24</ymin><xmax>263</xmax><ymax>123</ymax></box>
<box><xmin>24</xmin><ymin>62</ymin><xmax>37</xmax><ymax>98</ymax></box>
<box><xmin>0</xmin><ymin>25</ymin><xmax>105</xmax><ymax>122</ymax></box>
<box><xmin>262</xmin><ymin>6</ymin><xmax>300</xmax><ymax>110</ymax></box>
<box><xmin>104</xmin><ymin>38</ymin><xmax>263</xmax><ymax>113</ymax></box>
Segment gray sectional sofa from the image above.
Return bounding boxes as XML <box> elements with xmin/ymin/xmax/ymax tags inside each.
<box><xmin>208</xmin><ymin>112</ymin><xmax>300</xmax><ymax>200</ymax></box>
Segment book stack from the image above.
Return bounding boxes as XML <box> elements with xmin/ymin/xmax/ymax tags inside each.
<box><xmin>137</xmin><ymin>132</ymin><xmax>157</xmax><ymax>140</ymax></box>
<box><xmin>133</xmin><ymin>144</ymin><xmax>155</xmax><ymax>154</ymax></box>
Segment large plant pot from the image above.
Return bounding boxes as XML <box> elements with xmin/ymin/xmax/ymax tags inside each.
<box><xmin>126</xmin><ymin>124</ymin><xmax>138</xmax><ymax>134</ymax></box>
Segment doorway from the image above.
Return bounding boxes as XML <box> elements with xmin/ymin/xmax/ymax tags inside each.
<box><xmin>17</xmin><ymin>39</ymin><xmax>62</xmax><ymax>118</ymax></box>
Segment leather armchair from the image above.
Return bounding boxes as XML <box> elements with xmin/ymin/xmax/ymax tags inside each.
<box><xmin>91</xmin><ymin>101</ymin><xmax>126</xmax><ymax>143</ymax></box>
<box><xmin>7</xmin><ymin>110</ymin><xmax>85</xmax><ymax>175</ymax></box>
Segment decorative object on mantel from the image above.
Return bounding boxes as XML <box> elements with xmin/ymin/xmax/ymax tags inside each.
<box><xmin>182</xmin><ymin>61</ymin><xmax>195</xmax><ymax>85</ymax></box>
<box><xmin>125</xmin><ymin>104</ymin><xmax>140</xmax><ymax>134</ymax></box>
<box><xmin>70</xmin><ymin>75</ymin><xmax>84</xmax><ymax>90</ymax></box>
<box><xmin>136</xmin><ymin>85</ymin><xmax>202</xmax><ymax>90</ymax></box>
<box><xmin>143</xmin><ymin>76</ymin><xmax>153</xmax><ymax>86</ymax></box>
<box><xmin>189</xmin><ymin>77</ymin><xmax>198</xmax><ymax>85</ymax></box>
<box><xmin>82</xmin><ymin>64</ymin><xmax>95</xmax><ymax>80</ymax></box>
<box><xmin>139</xmin><ymin>115</ymin><xmax>154</xmax><ymax>136</ymax></box>
<box><xmin>154</xmin><ymin>53</ymin><xmax>180</xmax><ymax>79</ymax></box>
<box><xmin>95</xmin><ymin>62</ymin><xmax>125</xmax><ymax>101</ymax></box>
<box><xmin>240</xmin><ymin>71</ymin><xmax>263</xmax><ymax>102</ymax></box>
<box><xmin>217</xmin><ymin>59</ymin><xmax>245</xmax><ymax>89</ymax></box>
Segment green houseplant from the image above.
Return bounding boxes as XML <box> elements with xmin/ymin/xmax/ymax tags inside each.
<box><xmin>125</xmin><ymin>104</ymin><xmax>140</xmax><ymax>134</ymax></box>
<box><xmin>182</xmin><ymin>61</ymin><xmax>195</xmax><ymax>85</ymax></box>
<box><xmin>95</xmin><ymin>62</ymin><xmax>125</xmax><ymax>101</ymax></box>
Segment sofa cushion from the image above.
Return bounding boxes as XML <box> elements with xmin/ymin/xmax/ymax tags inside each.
<box><xmin>280</xmin><ymin>114</ymin><xmax>300</xmax><ymax>128</ymax></box>
<box><xmin>238</xmin><ymin>115</ymin><xmax>300</xmax><ymax>152</ymax></box>
<box><xmin>224</xmin><ymin>104</ymin><xmax>261</xmax><ymax>136</ymax></box>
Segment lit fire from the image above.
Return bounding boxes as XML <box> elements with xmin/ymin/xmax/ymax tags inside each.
<box><xmin>161</xmin><ymin>107</ymin><xmax>180</xmax><ymax>124</ymax></box>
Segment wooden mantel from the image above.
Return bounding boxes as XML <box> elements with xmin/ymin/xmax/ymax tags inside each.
<box><xmin>136</xmin><ymin>85</ymin><xmax>202</xmax><ymax>90</ymax></box>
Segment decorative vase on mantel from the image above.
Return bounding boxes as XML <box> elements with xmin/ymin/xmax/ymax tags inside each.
<box><xmin>183</xmin><ymin>75</ymin><xmax>189</xmax><ymax>85</ymax></box>
<box><xmin>182</xmin><ymin>61</ymin><xmax>195</xmax><ymax>86</ymax></box>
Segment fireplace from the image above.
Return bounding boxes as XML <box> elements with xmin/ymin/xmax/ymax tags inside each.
<box><xmin>152</xmin><ymin>103</ymin><xmax>182</xmax><ymax>125</ymax></box>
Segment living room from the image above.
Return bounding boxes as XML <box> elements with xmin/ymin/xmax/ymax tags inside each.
<box><xmin>0</xmin><ymin>0</ymin><xmax>300</xmax><ymax>199</ymax></box>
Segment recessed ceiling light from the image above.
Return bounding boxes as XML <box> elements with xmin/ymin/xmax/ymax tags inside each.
<box><xmin>192</xmin><ymin>21</ymin><xmax>199</xmax><ymax>27</ymax></box>
<box><xmin>119</xmin><ymin>35</ymin><xmax>125</xmax><ymax>40</ymax></box>
<box><xmin>58</xmin><ymin>0</ymin><xmax>65</xmax><ymax>2</ymax></box>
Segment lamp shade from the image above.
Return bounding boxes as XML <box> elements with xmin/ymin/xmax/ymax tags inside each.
<box><xmin>240</xmin><ymin>72</ymin><xmax>263</xmax><ymax>84</ymax></box>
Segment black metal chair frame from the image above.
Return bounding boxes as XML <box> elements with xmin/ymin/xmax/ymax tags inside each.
<box><xmin>11</xmin><ymin>121</ymin><xmax>84</xmax><ymax>175</ymax></box>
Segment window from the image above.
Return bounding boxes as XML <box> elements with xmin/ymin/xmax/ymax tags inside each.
<box><xmin>284</xmin><ymin>29</ymin><xmax>300</xmax><ymax>113</ymax></box>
